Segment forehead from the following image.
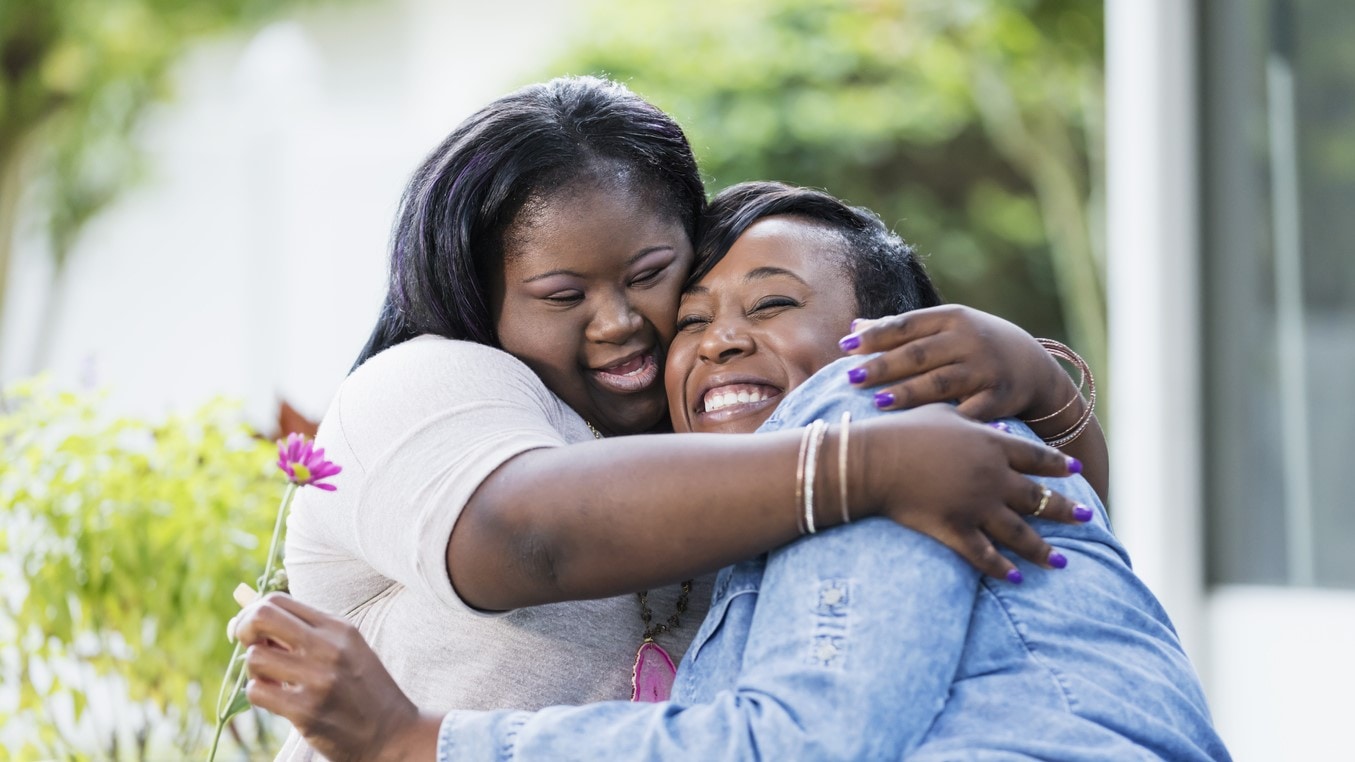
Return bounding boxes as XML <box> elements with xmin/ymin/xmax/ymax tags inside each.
<box><xmin>503</xmin><ymin>178</ymin><xmax>685</xmax><ymax>267</ymax></box>
<box><xmin>693</xmin><ymin>215</ymin><xmax>850</xmax><ymax>288</ymax></box>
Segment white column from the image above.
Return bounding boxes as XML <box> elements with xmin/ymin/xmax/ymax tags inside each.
<box><xmin>1104</xmin><ymin>1</ymin><xmax>1205</xmax><ymax>665</ymax></box>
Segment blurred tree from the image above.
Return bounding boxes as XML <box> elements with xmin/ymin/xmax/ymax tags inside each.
<box><xmin>0</xmin><ymin>0</ymin><xmax>339</xmax><ymax>373</ymax></box>
<box><xmin>547</xmin><ymin>0</ymin><xmax>1106</xmax><ymax>375</ymax></box>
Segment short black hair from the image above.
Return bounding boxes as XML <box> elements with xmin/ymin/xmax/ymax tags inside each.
<box><xmin>691</xmin><ymin>181</ymin><xmax>941</xmax><ymax>318</ymax></box>
<box><xmin>353</xmin><ymin>76</ymin><xmax>705</xmax><ymax>372</ymax></box>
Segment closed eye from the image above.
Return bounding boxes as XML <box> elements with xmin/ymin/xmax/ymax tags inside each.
<box><xmin>543</xmin><ymin>291</ymin><xmax>584</xmax><ymax>305</ymax></box>
<box><xmin>676</xmin><ymin>313</ymin><xmax>710</xmax><ymax>331</ymax></box>
<box><xmin>630</xmin><ymin>268</ymin><xmax>664</xmax><ymax>287</ymax></box>
<box><xmin>751</xmin><ymin>296</ymin><xmax>800</xmax><ymax>314</ymax></box>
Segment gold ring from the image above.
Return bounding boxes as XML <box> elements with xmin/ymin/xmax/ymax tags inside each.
<box><xmin>1033</xmin><ymin>486</ymin><xmax>1052</xmax><ymax>517</ymax></box>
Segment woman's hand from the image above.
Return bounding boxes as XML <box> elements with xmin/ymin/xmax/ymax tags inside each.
<box><xmin>839</xmin><ymin>305</ymin><xmax>1109</xmax><ymax>503</ymax></box>
<box><xmin>233</xmin><ymin>593</ymin><xmax>441</xmax><ymax>762</ymax></box>
<box><xmin>838</xmin><ymin>305</ymin><xmax>1072</xmax><ymax>421</ymax></box>
<box><xmin>854</xmin><ymin>404</ymin><xmax>1092</xmax><ymax>583</ymax></box>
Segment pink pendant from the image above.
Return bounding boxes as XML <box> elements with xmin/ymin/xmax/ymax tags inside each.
<box><xmin>631</xmin><ymin>641</ymin><xmax>677</xmax><ymax>702</ymax></box>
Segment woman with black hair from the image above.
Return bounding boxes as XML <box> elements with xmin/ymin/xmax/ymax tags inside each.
<box><xmin>275</xmin><ymin>76</ymin><xmax>1104</xmax><ymax>759</ymax></box>
<box><xmin>242</xmin><ymin>182</ymin><xmax>1224</xmax><ymax>761</ymax></box>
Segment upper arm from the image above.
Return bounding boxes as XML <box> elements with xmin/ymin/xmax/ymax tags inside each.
<box><xmin>342</xmin><ymin>339</ymin><xmax>570</xmax><ymax>613</ymax></box>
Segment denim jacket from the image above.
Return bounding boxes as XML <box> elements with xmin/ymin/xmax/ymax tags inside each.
<box><xmin>438</xmin><ymin>357</ymin><xmax>1230</xmax><ymax>761</ymax></box>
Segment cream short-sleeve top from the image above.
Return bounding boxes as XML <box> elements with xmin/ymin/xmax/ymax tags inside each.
<box><xmin>277</xmin><ymin>336</ymin><xmax>711</xmax><ymax>760</ymax></box>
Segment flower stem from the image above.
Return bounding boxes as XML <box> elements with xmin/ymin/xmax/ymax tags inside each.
<box><xmin>258</xmin><ymin>483</ymin><xmax>297</xmax><ymax>593</ymax></box>
<box><xmin>207</xmin><ymin>483</ymin><xmax>296</xmax><ymax>760</ymax></box>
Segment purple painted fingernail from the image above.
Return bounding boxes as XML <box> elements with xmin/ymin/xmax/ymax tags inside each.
<box><xmin>1066</xmin><ymin>457</ymin><xmax>1083</xmax><ymax>475</ymax></box>
<box><xmin>1005</xmin><ymin>568</ymin><xmax>1024</xmax><ymax>585</ymax></box>
<box><xmin>847</xmin><ymin>367</ymin><xmax>868</xmax><ymax>384</ymax></box>
<box><xmin>850</xmin><ymin>318</ymin><xmax>863</xmax><ymax>332</ymax></box>
<box><xmin>1073</xmin><ymin>504</ymin><xmax>1094</xmax><ymax>522</ymax></box>
<box><xmin>1047</xmin><ymin>550</ymin><xmax>1068</xmax><ymax>569</ymax></box>
<box><xmin>989</xmin><ymin>421</ymin><xmax>1011</xmax><ymax>432</ymax></box>
<box><xmin>874</xmin><ymin>391</ymin><xmax>895</xmax><ymax>408</ymax></box>
<box><xmin>839</xmin><ymin>334</ymin><xmax>861</xmax><ymax>351</ymax></box>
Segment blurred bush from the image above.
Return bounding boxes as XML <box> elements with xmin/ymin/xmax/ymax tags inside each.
<box><xmin>548</xmin><ymin>0</ymin><xmax>1106</xmax><ymax>372</ymax></box>
<box><xmin>0</xmin><ymin>379</ymin><xmax>281</xmax><ymax>759</ymax></box>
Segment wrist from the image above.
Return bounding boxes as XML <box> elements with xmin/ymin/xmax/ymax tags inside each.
<box><xmin>375</xmin><ymin>709</ymin><xmax>443</xmax><ymax>762</ymax></box>
<box><xmin>849</xmin><ymin>419</ymin><xmax>888</xmax><ymax>520</ymax></box>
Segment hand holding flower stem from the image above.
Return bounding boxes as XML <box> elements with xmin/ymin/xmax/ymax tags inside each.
<box><xmin>206</xmin><ymin>434</ymin><xmax>340</xmax><ymax>761</ymax></box>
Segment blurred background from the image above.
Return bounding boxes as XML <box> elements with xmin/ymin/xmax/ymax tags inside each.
<box><xmin>1</xmin><ymin>0</ymin><xmax>1350</xmax><ymax>758</ymax></box>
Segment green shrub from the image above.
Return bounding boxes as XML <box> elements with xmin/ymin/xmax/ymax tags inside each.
<box><xmin>1</xmin><ymin>378</ymin><xmax>283</xmax><ymax>759</ymax></box>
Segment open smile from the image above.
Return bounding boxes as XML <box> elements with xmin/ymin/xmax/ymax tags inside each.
<box><xmin>590</xmin><ymin>350</ymin><xmax>661</xmax><ymax>394</ymax></box>
<box><xmin>692</xmin><ymin>377</ymin><xmax>784</xmax><ymax>425</ymax></box>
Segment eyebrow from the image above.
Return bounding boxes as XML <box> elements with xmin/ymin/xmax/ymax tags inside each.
<box><xmin>521</xmin><ymin>245</ymin><xmax>677</xmax><ymax>284</ymax></box>
<box><xmin>684</xmin><ymin>265</ymin><xmax>808</xmax><ymax>295</ymax></box>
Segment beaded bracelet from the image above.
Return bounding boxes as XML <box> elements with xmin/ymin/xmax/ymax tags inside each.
<box><xmin>1024</xmin><ymin>339</ymin><xmax>1097</xmax><ymax>448</ymax></box>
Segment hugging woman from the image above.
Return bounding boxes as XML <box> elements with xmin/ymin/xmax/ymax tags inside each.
<box><xmin>269</xmin><ymin>77</ymin><xmax>1124</xmax><ymax>760</ymax></box>
<box><xmin>240</xmin><ymin>182</ymin><xmax>1227</xmax><ymax>760</ymax></box>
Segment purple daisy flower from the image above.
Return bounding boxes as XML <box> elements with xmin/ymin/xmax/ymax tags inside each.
<box><xmin>276</xmin><ymin>432</ymin><xmax>341</xmax><ymax>490</ymax></box>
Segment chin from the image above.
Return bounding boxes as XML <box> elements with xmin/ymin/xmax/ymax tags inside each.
<box><xmin>598</xmin><ymin>396</ymin><xmax>669</xmax><ymax>436</ymax></box>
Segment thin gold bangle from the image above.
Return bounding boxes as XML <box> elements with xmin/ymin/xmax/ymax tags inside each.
<box><xmin>838</xmin><ymin>412</ymin><xmax>852</xmax><ymax>525</ymax></box>
<box><xmin>803</xmin><ymin>420</ymin><xmax>828</xmax><ymax>535</ymax></box>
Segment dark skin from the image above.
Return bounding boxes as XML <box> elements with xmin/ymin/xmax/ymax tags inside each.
<box><xmin>456</xmin><ymin>180</ymin><xmax>1091</xmax><ymax>613</ymax></box>
<box><xmin>237</xmin><ymin>216</ymin><xmax>1108</xmax><ymax>761</ymax></box>
<box><xmin>841</xmin><ymin>309</ymin><xmax>1109</xmax><ymax>502</ymax></box>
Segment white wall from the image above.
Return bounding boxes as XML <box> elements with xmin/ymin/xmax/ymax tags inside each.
<box><xmin>1107</xmin><ymin>2</ymin><xmax>1354</xmax><ymax>759</ymax></box>
<box><xmin>1</xmin><ymin>0</ymin><xmax>579</xmax><ymax>426</ymax></box>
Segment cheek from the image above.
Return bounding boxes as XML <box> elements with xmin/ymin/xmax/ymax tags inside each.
<box><xmin>663</xmin><ymin>338</ymin><xmax>696</xmax><ymax>418</ymax></box>
<box><xmin>638</xmin><ymin>284</ymin><xmax>684</xmax><ymax>345</ymax></box>
<box><xmin>496</xmin><ymin>300</ymin><xmax>579</xmax><ymax>378</ymax></box>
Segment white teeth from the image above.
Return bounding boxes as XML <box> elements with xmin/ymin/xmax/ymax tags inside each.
<box><xmin>703</xmin><ymin>386</ymin><xmax>773</xmax><ymax>412</ymax></box>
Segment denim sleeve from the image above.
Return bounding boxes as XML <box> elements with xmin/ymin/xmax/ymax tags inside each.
<box><xmin>436</xmin><ymin>518</ymin><xmax>976</xmax><ymax>761</ymax></box>
<box><xmin>435</xmin><ymin>357</ymin><xmax>982</xmax><ymax>760</ymax></box>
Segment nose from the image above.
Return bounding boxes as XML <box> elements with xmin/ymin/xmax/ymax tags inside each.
<box><xmin>698</xmin><ymin>318</ymin><xmax>755</xmax><ymax>364</ymax></box>
<box><xmin>584</xmin><ymin>288</ymin><xmax>644</xmax><ymax>345</ymax></box>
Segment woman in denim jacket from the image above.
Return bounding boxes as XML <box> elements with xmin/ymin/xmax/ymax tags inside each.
<box><xmin>237</xmin><ymin>182</ymin><xmax>1228</xmax><ymax>761</ymax></box>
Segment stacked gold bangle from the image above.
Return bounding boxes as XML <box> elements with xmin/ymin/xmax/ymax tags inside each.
<box><xmin>794</xmin><ymin>414</ymin><xmax>854</xmax><ymax>536</ymax></box>
<box><xmin>1024</xmin><ymin>338</ymin><xmax>1097</xmax><ymax>448</ymax></box>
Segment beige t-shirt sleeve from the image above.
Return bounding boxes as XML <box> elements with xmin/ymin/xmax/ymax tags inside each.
<box><xmin>336</xmin><ymin>336</ymin><xmax>572</xmax><ymax>615</ymax></box>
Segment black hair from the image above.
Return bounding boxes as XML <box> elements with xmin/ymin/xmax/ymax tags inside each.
<box><xmin>691</xmin><ymin>181</ymin><xmax>942</xmax><ymax>318</ymax></box>
<box><xmin>352</xmin><ymin>76</ymin><xmax>705</xmax><ymax>371</ymax></box>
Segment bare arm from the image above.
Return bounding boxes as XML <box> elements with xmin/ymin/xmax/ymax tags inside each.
<box><xmin>451</xmin><ymin>405</ymin><xmax>1087</xmax><ymax>611</ymax></box>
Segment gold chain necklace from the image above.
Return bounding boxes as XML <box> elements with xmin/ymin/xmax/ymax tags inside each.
<box><xmin>584</xmin><ymin>419</ymin><xmax>691</xmax><ymax>702</ymax></box>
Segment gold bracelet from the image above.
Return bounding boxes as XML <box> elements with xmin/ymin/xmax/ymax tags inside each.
<box><xmin>794</xmin><ymin>424</ymin><xmax>814</xmax><ymax>535</ymax></box>
<box><xmin>802</xmin><ymin>420</ymin><xmax>828</xmax><ymax>535</ymax></box>
<box><xmin>1026</xmin><ymin>339</ymin><xmax>1097</xmax><ymax>447</ymax></box>
<box><xmin>838</xmin><ymin>412</ymin><xmax>852</xmax><ymax>525</ymax></box>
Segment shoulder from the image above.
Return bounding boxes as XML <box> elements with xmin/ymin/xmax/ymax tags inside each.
<box><xmin>351</xmin><ymin>335</ymin><xmax>547</xmax><ymax>395</ymax></box>
<box><xmin>333</xmin><ymin>335</ymin><xmax>578</xmax><ymax>449</ymax></box>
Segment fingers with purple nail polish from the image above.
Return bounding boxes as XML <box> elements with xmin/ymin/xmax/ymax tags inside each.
<box><xmin>839</xmin><ymin>334</ymin><xmax>861</xmax><ymax>351</ymax></box>
<box><xmin>1005</xmin><ymin>568</ymin><xmax>1024</xmax><ymax>585</ymax></box>
<box><xmin>1047</xmin><ymin>550</ymin><xmax>1068</xmax><ymax>569</ymax></box>
<box><xmin>1073</xmin><ymin>504</ymin><xmax>1094</xmax><ymax>522</ymax></box>
<box><xmin>848</xmin><ymin>367</ymin><xmax>868</xmax><ymax>384</ymax></box>
<box><xmin>1066</xmin><ymin>457</ymin><xmax>1083</xmax><ymax>475</ymax></box>
<box><xmin>989</xmin><ymin>421</ymin><xmax>1011</xmax><ymax>432</ymax></box>
<box><xmin>874</xmin><ymin>391</ymin><xmax>895</xmax><ymax>409</ymax></box>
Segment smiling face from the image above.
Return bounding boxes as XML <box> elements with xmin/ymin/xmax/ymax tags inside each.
<box><xmin>491</xmin><ymin>176</ymin><xmax>694</xmax><ymax>436</ymax></box>
<box><xmin>665</xmin><ymin>216</ymin><xmax>860</xmax><ymax>435</ymax></box>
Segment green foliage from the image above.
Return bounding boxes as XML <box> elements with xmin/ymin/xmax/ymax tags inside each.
<box><xmin>546</xmin><ymin>0</ymin><xmax>1106</xmax><ymax>371</ymax></box>
<box><xmin>0</xmin><ymin>378</ymin><xmax>283</xmax><ymax>758</ymax></box>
